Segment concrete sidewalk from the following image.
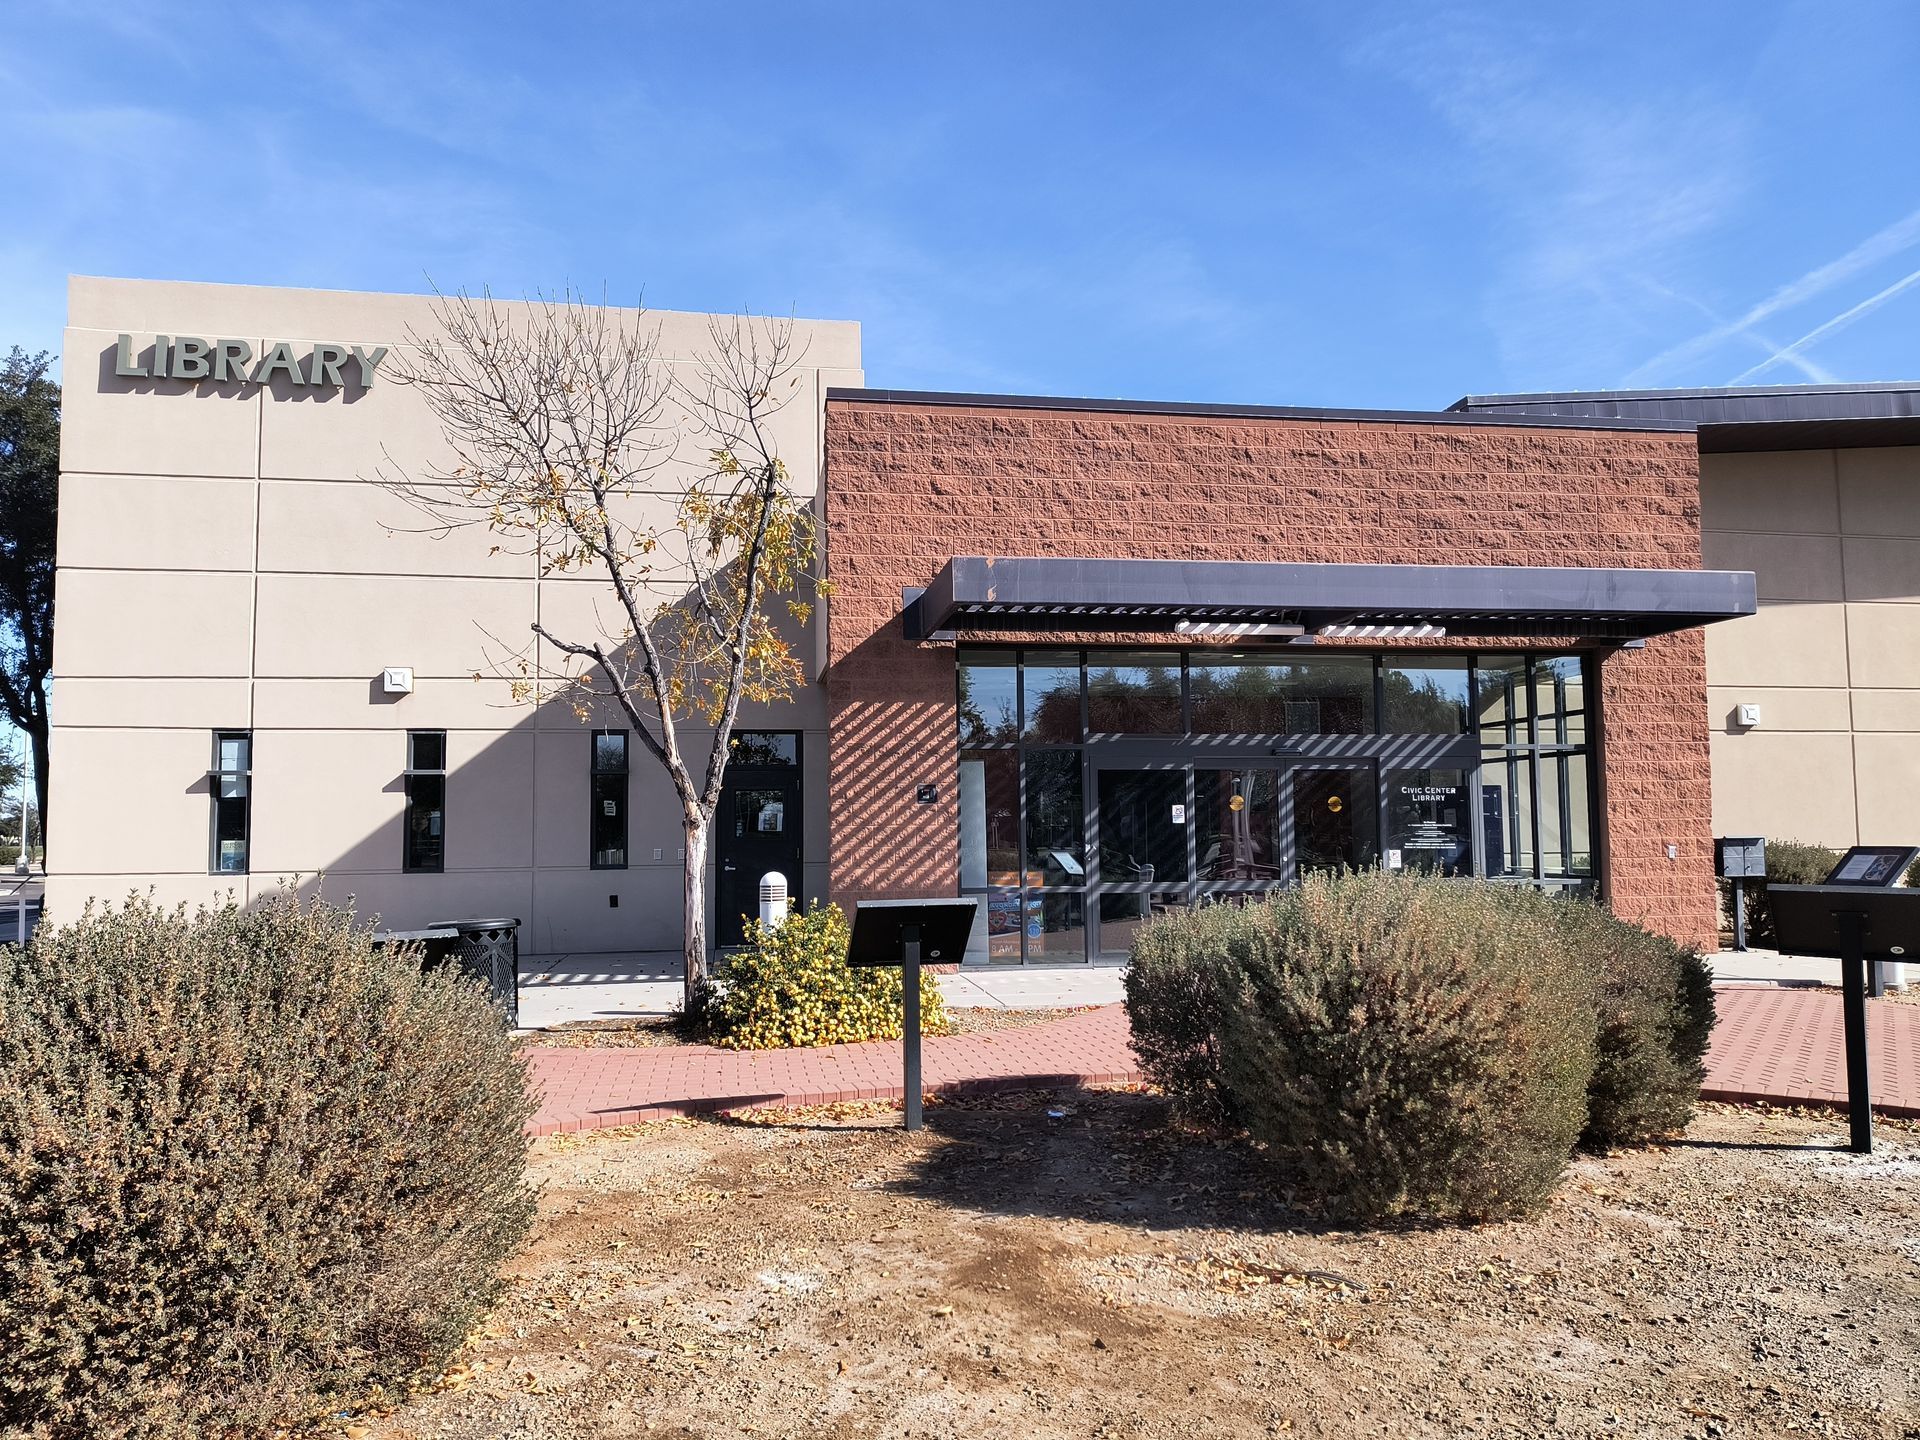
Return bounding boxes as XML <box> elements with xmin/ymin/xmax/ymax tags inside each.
<box><xmin>517</xmin><ymin>951</ymin><xmax>1125</xmax><ymax>1030</ymax></box>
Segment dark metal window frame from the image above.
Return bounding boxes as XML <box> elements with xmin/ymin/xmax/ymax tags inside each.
<box><xmin>403</xmin><ymin>730</ymin><xmax>448</xmax><ymax>874</ymax></box>
<box><xmin>956</xmin><ymin>646</ymin><xmax>1600</xmax><ymax>963</ymax></box>
<box><xmin>590</xmin><ymin>728</ymin><xmax>630</xmax><ymax>870</ymax></box>
<box><xmin>208</xmin><ymin>730</ymin><xmax>252</xmax><ymax>876</ymax></box>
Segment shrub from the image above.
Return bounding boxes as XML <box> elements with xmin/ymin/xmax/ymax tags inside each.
<box><xmin>1206</xmin><ymin>872</ymin><xmax>1598</xmax><ymax>1221</ymax></box>
<box><xmin>1550</xmin><ymin>899</ymin><xmax>1716</xmax><ymax>1148</ymax></box>
<box><xmin>704</xmin><ymin>902</ymin><xmax>951</xmax><ymax>1050</ymax></box>
<box><xmin>0</xmin><ymin>893</ymin><xmax>536</xmax><ymax>1439</ymax></box>
<box><xmin>1720</xmin><ymin>839</ymin><xmax>1838</xmax><ymax>948</ymax></box>
<box><xmin>1123</xmin><ymin>900</ymin><xmax>1259</xmax><ymax>1129</ymax></box>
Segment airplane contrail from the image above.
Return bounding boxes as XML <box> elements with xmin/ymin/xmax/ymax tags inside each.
<box><xmin>1624</xmin><ymin>206</ymin><xmax>1920</xmax><ymax>385</ymax></box>
<box><xmin>1727</xmin><ymin>264</ymin><xmax>1920</xmax><ymax>385</ymax></box>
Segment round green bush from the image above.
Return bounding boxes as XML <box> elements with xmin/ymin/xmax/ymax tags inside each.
<box><xmin>1123</xmin><ymin>900</ymin><xmax>1257</xmax><ymax>1129</ymax></box>
<box><xmin>1215</xmin><ymin>872</ymin><xmax>1600</xmax><ymax>1221</ymax></box>
<box><xmin>0</xmin><ymin>893</ymin><xmax>536</xmax><ymax>1438</ymax></box>
<box><xmin>702</xmin><ymin>902</ymin><xmax>951</xmax><ymax>1050</ymax></box>
<box><xmin>1551</xmin><ymin>899</ymin><xmax>1716</xmax><ymax>1148</ymax></box>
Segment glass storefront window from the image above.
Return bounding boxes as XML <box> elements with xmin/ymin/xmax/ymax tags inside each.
<box><xmin>1383</xmin><ymin>659</ymin><xmax>1470</xmax><ymax>734</ymax></box>
<box><xmin>1480</xmin><ymin>747</ymin><xmax>1536</xmax><ymax>879</ymax></box>
<box><xmin>1023</xmin><ymin>748</ymin><xmax>1085</xmax><ymax>885</ymax></box>
<box><xmin>1022</xmin><ymin>650</ymin><xmax>1082</xmax><ymax>742</ymax></box>
<box><xmin>1087</xmin><ymin>651</ymin><xmax>1182</xmax><ymax>734</ymax></box>
<box><xmin>1384</xmin><ymin>766</ymin><xmax>1471</xmax><ymax>876</ymax></box>
<box><xmin>1532</xmin><ymin>656</ymin><xmax>1587</xmax><ymax>746</ymax></box>
<box><xmin>1538</xmin><ymin>750</ymin><xmax>1594</xmax><ymax>877</ymax></box>
<box><xmin>956</xmin><ymin>647</ymin><xmax>1600</xmax><ymax>960</ymax></box>
<box><xmin>1475</xmin><ymin>655</ymin><xmax>1530</xmax><ymax>744</ymax></box>
<box><xmin>1026</xmin><ymin>891</ymin><xmax>1087</xmax><ymax>961</ymax></box>
<box><xmin>958</xmin><ymin>750</ymin><xmax>1020</xmax><ymax>888</ymax></box>
<box><xmin>957</xmin><ymin>652</ymin><xmax>1018</xmax><ymax>746</ymax></box>
<box><xmin>1188</xmin><ymin>653</ymin><xmax>1289</xmax><ymax>733</ymax></box>
<box><xmin>1188</xmin><ymin>655</ymin><xmax>1374</xmax><ymax>735</ymax></box>
<box><xmin>983</xmin><ymin>890</ymin><xmax>1024</xmax><ymax>963</ymax></box>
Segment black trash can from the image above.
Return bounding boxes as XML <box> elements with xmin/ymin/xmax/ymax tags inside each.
<box><xmin>431</xmin><ymin>917</ymin><xmax>523</xmax><ymax>1027</ymax></box>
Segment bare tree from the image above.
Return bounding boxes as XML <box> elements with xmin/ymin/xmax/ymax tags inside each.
<box><xmin>380</xmin><ymin>290</ymin><xmax>819</xmax><ymax>999</ymax></box>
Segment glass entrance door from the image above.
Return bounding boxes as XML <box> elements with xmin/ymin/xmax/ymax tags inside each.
<box><xmin>1091</xmin><ymin>759</ymin><xmax>1381</xmax><ymax>958</ymax></box>
<box><xmin>1290</xmin><ymin>763</ymin><xmax>1379</xmax><ymax>877</ymax></box>
<box><xmin>1093</xmin><ymin>766</ymin><xmax>1190</xmax><ymax>958</ymax></box>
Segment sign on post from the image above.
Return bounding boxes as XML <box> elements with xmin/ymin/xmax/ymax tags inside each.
<box><xmin>1768</xmin><ymin>883</ymin><xmax>1920</xmax><ymax>1154</ymax></box>
<box><xmin>848</xmin><ymin>899</ymin><xmax>980</xmax><ymax>1132</ymax></box>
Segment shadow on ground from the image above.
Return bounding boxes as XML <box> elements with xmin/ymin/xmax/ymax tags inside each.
<box><xmin>871</xmin><ymin>1086</ymin><xmax>1458</xmax><ymax>1239</ymax></box>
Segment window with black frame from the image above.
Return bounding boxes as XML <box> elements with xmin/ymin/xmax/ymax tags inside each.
<box><xmin>404</xmin><ymin>731</ymin><xmax>447</xmax><ymax>873</ymax></box>
<box><xmin>209</xmin><ymin>731</ymin><xmax>251</xmax><ymax>874</ymax></box>
<box><xmin>591</xmin><ymin>730</ymin><xmax>628</xmax><ymax>868</ymax></box>
<box><xmin>954</xmin><ymin>646</ymin><xmax>1602</xmax><ymax>962</ymax></box>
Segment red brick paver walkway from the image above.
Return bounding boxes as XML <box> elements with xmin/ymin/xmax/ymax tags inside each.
<box><xmin>524</xmin><ymin>1005</ymin><xmax>1139</xmax><ymax>1137</ymax></box>
<box><xmin>1702</xmin><ymin>987</ymin><xmax>1920</xmax><ymax>1118</ymax></box>
<box><xmin>523</xmin><ymin>989</ymin><xmax>1920</xmax><ymax>1136</ymax></box>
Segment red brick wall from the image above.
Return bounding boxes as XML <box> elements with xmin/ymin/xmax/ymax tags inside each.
<box><xmin>822</xmin><ymin>401</ymin><xmax>1716</xmax><ymax>947</ymax></box>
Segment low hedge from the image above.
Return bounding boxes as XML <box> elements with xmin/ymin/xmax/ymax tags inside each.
<box><xmin>701</xmin><ymin>902</ymin><xmax>951</xmax><ymax>1050</ymax></box>
<box><xmin>1124</xmin><ymin>872</ymin><xmax>1719</xmax><ymax>1221</ymax></box>
<box><xmin>0</xmin><ymin>893</ymin><xmax>536</xmax><ymax>1438</ymax></box>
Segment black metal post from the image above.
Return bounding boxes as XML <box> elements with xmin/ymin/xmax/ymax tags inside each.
<box><xmin>1732</xmin><ymin>877</ymin><xmax>1748</xmax><ymax>952</ymax></box>
<box><xmin>902</xmin><ymin>924</ymin><xmax>923</xmax><ymax>1133</ymax></box>
<box><xmin>1835</xmin><ymin>909</ymin><xmax>1872</xmax><ymax>1155</ymax></box>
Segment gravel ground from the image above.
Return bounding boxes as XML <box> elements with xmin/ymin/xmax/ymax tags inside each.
<box><xmin>354</xmin><ymin>1095</ymin><xmax>1920</xmax><ymax>1439</ymax></box>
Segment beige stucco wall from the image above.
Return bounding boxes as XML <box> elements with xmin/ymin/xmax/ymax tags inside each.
<box><xmin>49</xmin><ymin>276</ymin><xmax>860</xmax><ymax>953</ymax></box>
<box><xmin>1702</xmin><ymin>445</ymin><xmax>1920</xmax><ymax>848</ymax></box>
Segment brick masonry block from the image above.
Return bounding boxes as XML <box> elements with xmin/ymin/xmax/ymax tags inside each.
<box><xmin>822</xmin><ymin>402</ymin><xmax>1717</xmax><ymax>947</ymax></box>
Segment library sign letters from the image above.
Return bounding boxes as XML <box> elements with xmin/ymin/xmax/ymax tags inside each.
<box><xmin>113</xmin><ymin>334</ymin><xmax>388</xmax><ymax>389</ymax></box>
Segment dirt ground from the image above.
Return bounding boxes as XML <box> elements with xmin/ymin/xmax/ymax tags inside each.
<box><xmin>359</xmin><ymin>1094</ymin><xmax>1920</xmax><ymax>1440</ymax></box>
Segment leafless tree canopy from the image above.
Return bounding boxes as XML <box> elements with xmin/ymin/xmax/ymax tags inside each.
<box><xmin>376</xmin><ymin>288</ymin><xmax>820</xmax><ymax>984</ymax></box>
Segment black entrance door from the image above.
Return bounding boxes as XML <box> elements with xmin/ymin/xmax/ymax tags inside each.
<box><xmin>714</xmin><ymin>733</ymin><xmax>803</xmax><ymax>947</ymax></box>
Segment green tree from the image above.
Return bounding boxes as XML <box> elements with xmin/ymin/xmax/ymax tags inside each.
<box><xmin>0</xmin><ymin>351</ymin><xmax>55</xmax><ymax>844</ymax></box>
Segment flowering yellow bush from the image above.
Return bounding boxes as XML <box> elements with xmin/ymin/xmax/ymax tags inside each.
<box><xmin>706</xmin><ymin>902</ymin><xmax>951</xmax><ymax>1050</ymax></box>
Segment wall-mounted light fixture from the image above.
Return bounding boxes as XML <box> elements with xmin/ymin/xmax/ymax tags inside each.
<box><xmin>382</xmin><ymin>667</ymin><xmax>414</xmax><ymax>695</ymax></box>
<box><xmin>1734</xmin><ymin>703</ymin><xmax>1761</xmax><ymax>729</ymax></box>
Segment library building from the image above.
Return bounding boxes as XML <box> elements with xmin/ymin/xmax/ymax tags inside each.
<box><xmin>51</xmin><ymin>276</ymin><xmax>1920</xmax><ymax>961</ymax></box>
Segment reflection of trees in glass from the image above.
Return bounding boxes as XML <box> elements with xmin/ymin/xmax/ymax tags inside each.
<box><xmin>1381</xmin><ymin>667</ymin><xmax>1468</xmax><ymax>734</ymax></box>
<box><xmin>1189</xmin><ymin>661</ymin><xmax>1370</xmax><ymax>734</ymax></box>
<box><xmin>726</xmin><ymin>732</ymin><xmax>797</xmax><ymax>766</ymax></box>
<box><xmin>1023</xmin><ymin>750</ymin><xmax>1083</xmax><ymax>880</ymax></box>
<box><xmin>1087</xmin><ymin>665</ymin><xmax>1181</xmax><ymax>732</ymax></box>
<box><xmin>1025</xmin><ymin>669</ymin><xmax>1082</xmax><ymax>741</ymax></box>
<box><xmin>957</xmin><ymin>663</ymin><xmax>1018</xmax><ymax>746</ymax></box>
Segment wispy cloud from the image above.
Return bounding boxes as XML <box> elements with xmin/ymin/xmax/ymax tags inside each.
<box><xmin>1624</xmin><ymin>205</ymin><xmax>1920</xmax><ymax>385</ymax></box>
<box><xmin>1353</xmin><ymin>13</ymin><xmax>1753</xmax><ymax>388</ymax></box>
<box><xmin>1726</xmin><ymin>263</ymin><xmax>1920</xmax><ymax>384</ymax></box>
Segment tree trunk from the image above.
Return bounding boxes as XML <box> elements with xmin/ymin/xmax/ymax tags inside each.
<box><xmin>29</xmin><ymin>714</ymin><xmax>48</xmax><ymax>859</ymax></box>
<box><xmin>682</xmin><ymin>816</ymin><xmax>709</xmax><ymax>1002</ymax></box>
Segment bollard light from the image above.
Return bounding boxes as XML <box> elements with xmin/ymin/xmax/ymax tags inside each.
<box><xmin>758</xmin><ymin>871</ymin><xmax>790</xmax><ymax>929</ymax></box>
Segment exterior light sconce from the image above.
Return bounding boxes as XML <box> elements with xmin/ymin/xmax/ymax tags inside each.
<box><xmin>1734</xmin><ymin>703</ymin><xmax>1762</xmax><ymax>729</ymax></box>
<box><xmin>382</xmin><ymin>667</ymin><xmax>414</xmax><ymax>696</ymax></box>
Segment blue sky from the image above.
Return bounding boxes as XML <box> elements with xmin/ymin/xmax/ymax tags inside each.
<box><xmin>4</xmin><ymin>1</ymin><xmax>1919</xmax><ymax>406</ymax></box>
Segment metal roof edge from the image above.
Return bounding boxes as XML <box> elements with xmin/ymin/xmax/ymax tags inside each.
<box><xmin>825</xmin><ymin>387</ymin><xmax>1698</xmax><ymax>434</ymax></box>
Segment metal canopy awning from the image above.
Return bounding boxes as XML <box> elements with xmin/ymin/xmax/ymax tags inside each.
<box><xmin>902</xmin><ymin>557</ymin><xmax>1758</xmax><ymax>642</ymax></box>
